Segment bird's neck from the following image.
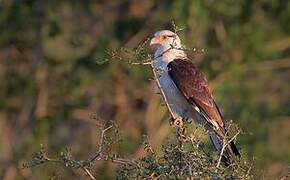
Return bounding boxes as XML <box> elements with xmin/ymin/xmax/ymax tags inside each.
<box><xmin>154</xmin><ymin>47</ymin><xmax>187</xmax><ymax>69</ymax></box>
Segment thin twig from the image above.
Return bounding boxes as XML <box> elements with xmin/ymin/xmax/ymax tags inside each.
<box><xmin>130</xmin><ymin>61</ymin><xmax>153</xmax><ymax>65</ymax></box>
<box><xmin>82</xmin><ymin>124</ymin><xmax>114</xmax><ymax>167</ymax></box>
<box><xmin>216</xmin><ymin>130</ymin><xmax>241</xmax><ymax>167</ymax></box>
<box><xmin>150</xmin><ymin>63</ymin><xmax>176</xmax><ymax>119</ymax></box>
<box><xmin>83</xmin><ymin>167</ymin><xmax>96</xmax><ymax>180</ymax></box>
<box><xmin>23</xmin><ymin>122</ymin><xmax>135</xmax><ymax>179</ymax></box>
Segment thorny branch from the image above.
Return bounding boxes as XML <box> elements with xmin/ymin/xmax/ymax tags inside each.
<box><xmin>142</xmin><ymin>135</ymin><xmax>155</xmax><ymax>154</ymax></box>
<box><xmin>22</xmin><ymin>120</ymin><xmax>135</xmax><ymax>180</ymax></box>
<box><xmin>216</xmin><ymin>124</ymin><xmax>241</xmax><ymax>168</ymax></box>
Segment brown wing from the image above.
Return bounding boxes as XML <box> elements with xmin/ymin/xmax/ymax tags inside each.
<box><xmin>167</xmin><ymin>59</ymin><xmax>224</xmax><ymax>128</ymax></box>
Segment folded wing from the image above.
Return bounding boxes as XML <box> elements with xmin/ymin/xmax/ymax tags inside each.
<box><xmin>167</xmin><ymin>58</ymin><xmax>240</xmax><ymax>165</ymax></box>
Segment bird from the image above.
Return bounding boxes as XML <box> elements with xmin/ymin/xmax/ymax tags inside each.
<box><xmin>149</xmin><ymin>30</ymin><xmax>240</xmax><ymax>166</ymax></box>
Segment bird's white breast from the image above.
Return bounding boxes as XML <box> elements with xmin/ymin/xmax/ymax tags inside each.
<box><xmin>158</xmin><ymin>72</ymin><xmax>192</xmax><ymax>118</ymax></box>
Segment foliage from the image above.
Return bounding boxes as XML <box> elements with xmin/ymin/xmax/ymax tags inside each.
<box><xmin>117</xmin><ymin>145</ymin><xmax>251</xmax><ymax>179</ymax></box>
<box><xmin>23</xmin><ymin>118</ymin><xmax>253</xmax><ymax>179</ymax></box>
<box><xmin>117</xmin><ymin>126</ymin><xmax>252</xmax><ymax>180</ymax></box>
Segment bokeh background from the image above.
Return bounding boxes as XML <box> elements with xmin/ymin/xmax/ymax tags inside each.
<box><xmin>1</xmin><ymin>0</ymin><xmax>290</xmax><ymax>179</ymax></box>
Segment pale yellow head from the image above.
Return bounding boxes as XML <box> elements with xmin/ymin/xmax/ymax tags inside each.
<box><xmin>150</xmin><ymin>30</ymin><xmax>185</xmax><ymax>62</ymax></box>
<box><xmin>150</xmin><ymin>30</ymin><xmax>182</xmax><ymax>50</ymax></box>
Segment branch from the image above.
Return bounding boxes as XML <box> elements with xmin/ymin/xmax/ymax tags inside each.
<box><xmin>216</xmin><ymin>129</ymin><xmax>241</xmax><ymax>168</ymax></box>
<box><xmin>150</xmin><ymin>58</ymin><xmax>186</xmax><ymax>170</ymax></box>
<box><xmin>150</xmin><ymin>63</ymin><xmax>176</xmax><ymax>119</ymax></box>
<box><xmin>83</xmin><ymin>167</ymin><xmax>96</xmax><ymax>180</ymax></box>
<box><xmin>22</xmin><ymin>121</ymin><xmax>135</xmax><ymax>180</ymax></box>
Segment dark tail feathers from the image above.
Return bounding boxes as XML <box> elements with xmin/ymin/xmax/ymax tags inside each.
<box><xmin>209</xmin><ymin>134</ymin><xmax>240</xmax><ymax>167</ymax></box>
<box><xmin>222</xmin><ymin>141</ymin><xmax>241</xmax><ymax>166</ymax></box>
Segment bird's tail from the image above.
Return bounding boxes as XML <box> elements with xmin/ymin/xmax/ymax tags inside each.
<box><xmin>209</xmin><ymin>133</ymin><xmax>240</xmax><ymax>166</ymax></box>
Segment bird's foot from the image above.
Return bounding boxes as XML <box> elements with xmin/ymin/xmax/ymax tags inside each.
<box><xmin>169</xmin><ymin>117</ymin><xmax>184</xmax><ymax>128</ymax></box>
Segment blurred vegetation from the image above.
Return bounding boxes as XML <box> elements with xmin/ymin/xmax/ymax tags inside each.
<box><xmin>1</xmin><ymin>0</ymin><xmax>290</xmax><ymax>179</ymax></box>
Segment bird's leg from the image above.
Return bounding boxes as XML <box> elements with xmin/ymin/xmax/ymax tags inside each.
<box><xmin>173</xmin><ymin>117</ymin><xmax>185</xmax><ymax>171</ymax></box>
<box><xmin>177</xmin><ymin>125</ymin><xmax>186</xmax><ymax>148</ymax></box>
<box><xmin>169</xmin><ymin>116</ymin><xmax>186</xmax><ymax>170</ymax></box>
<box><xmin>178</xmin><ymin>124</ymin><xmax>186</xmax><ymax>145</ymax></box>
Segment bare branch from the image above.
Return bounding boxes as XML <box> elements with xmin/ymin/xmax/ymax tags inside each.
<box><xmin>216</xmin><ymin>129</ymin><xmax>241</xmax><ymax>168</ymax></box>
<box><xmin>22</xmin><ymin>121</ymin><xmax>135</xmax><ymax>179</ymax></box>
<box><xmin>83</xmin><ymin>167</ymin><xmax>96</xmax><ymax>180</ymax></box>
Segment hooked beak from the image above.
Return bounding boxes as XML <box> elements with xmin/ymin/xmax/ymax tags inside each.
<box><xmin>149</xmin><ymin>37</ymin><xmax>161</xmax><ymax>48</ymax></box>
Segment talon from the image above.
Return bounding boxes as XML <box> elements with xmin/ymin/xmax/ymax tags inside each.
<box><xmin>173</xmin><ymin>117</ymin><xmax>183</xmax><ymax>127</ymax></box>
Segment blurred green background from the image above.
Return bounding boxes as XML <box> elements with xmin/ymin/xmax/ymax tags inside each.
<box><xmin>1</xmin><ymin>0</ymin><xmax>290</xmax><ymax>179</ymax></box>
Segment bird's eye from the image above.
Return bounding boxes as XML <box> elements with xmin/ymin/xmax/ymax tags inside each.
<box><xmin>161</xmin><ymin>35</ymin><xmax>167</xmax><ymax>40</ymax></box>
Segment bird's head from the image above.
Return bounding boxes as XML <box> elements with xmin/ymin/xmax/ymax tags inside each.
<box><xmin>150</xmin><ymin>30</ymin><xmax>186</xmax><ymax>61</ymax></box>
<box><xmin>150</xmin><ymin>30</ymin><xmax>182</xmax><ymax>51</ymax></box>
